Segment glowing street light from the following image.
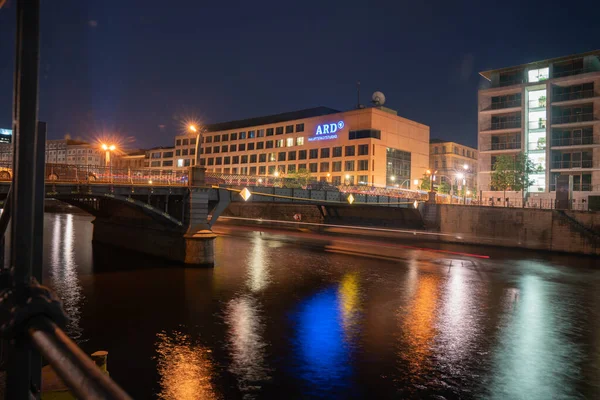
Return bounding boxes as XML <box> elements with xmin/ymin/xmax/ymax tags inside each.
<box><xmin>101</xmin><ymin>143</ymin><xmax>117</xmax><ymax>182</ymax></box>
<box><xmin>188</xmin><ymin>124</ymin><xmax>197</xmax><ymax>133</ymax></box>
<box><xmin>390</xmin><ymin>176</ymin><xmax>396</xmax><ymax>181</ymax></box>
<box><xmin>273</xmin><ymin>170</ymin><xmax>280</xmax><ymax>177</ymax></box>
<box><xmin>188</xmin><ymin>124</ymin><xmax>202</xmax><ymax>167</ymax></box>
<box><xmin>413</xmin><ymin>179</ymin><xmax>419</xmax><ymax>185</ymax></box>
<box><xmin>463</xmin><ymin>163</ymin><xmax>469</xmax><ymax>170</ymax></box>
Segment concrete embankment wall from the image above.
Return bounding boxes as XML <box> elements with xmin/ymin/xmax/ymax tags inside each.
<box><xmin>433</xmin><ymin>205</ymin><xmax>600</xmax><ymax>256</ymax></box>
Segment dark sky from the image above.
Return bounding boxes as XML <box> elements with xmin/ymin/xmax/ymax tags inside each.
<box><xmin>1</xmin><ymin>0</ymin><xmax>599</xmax><ymax>149</ymax></box>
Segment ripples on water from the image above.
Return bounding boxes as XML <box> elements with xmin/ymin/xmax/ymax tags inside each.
<box><xmin>42</xmin><ymin>215</ymin><xmax>600</xmax><ymax>399</ymax></box>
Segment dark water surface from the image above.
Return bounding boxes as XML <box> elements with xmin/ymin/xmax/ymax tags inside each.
<box><xmin>43</xmin><ymin>213</ymin><xmax>600</xmax><ymax>399</ymax></box>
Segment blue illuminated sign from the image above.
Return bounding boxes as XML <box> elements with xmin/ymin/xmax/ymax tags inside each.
<box><xmin>0</xmin><ymin>129</ymin><xmax>12</xmax><ymax>144</ymax></box>
<box><xmin>308</xmin><ymin>121</ymin><xmax>344</xmax><ymax>142</ymax></box>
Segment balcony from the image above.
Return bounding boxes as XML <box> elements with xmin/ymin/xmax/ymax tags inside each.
<box><xmin>487</xmin><ymin>99</ymin><xmax>522</xmax><ymax>111</ymax></box>
<box><xmin>551</xmin><ymin>113</ymin><xmax>595</xmax><ymax>125</ymax></box>
<box><xmin>553</xmin><ymin>68</ymin><xmax>600</xmax><ymax>79</ymax></box>
<box><xmin>528</xmin><ymin>99</ymin><xmax>547</xmax><ymax>109</ymax></box>
<box><xmin>551</xmin><ymin>160</ymin><xmax>597</xmax><ymax>169</ymax></box>
<box><xmin>552</xmin><ymin>89</ymin><xmax>596</xmax><ymax>103</ymax></box>
<box><xmin>550</xmin><ymin>183</ymin><xmax>597</xmax><ymax>192</ymax></box>
<box><xmin>528</xmin><ymin>120</ymin><xmax>547</xmax><ymax>130</ymax></box>
<box><xmin>551</xmin><ymin>136</ymin><xmax>599</xmax><ymax>147</ymax></box>
<box><xmin>489</xmin><ymin>121</ymin><xmax>521</xmax><ymax>130</ymax></box>
<box><xmin>481</xmin><ymin>142</ymin><xmax>522</xmax><ymax>151</ymax></box>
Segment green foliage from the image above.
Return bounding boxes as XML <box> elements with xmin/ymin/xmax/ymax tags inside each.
<box><xmin>288</xmin><ymin>168</ymin><xmax>312</xmax><ymax>186</ymax></box>
<box><xmin>490</xmin><ymin>152</ymin><xmax>535</xmax><ymax>192</ymax></box>
<box><xmin>438</xmin><ymin>181</ymin><xmax>451</xmax><ymax>194</ymax></box>
<box><xmin>419</xmin><ymin>174</ymin><xmax>431</xmax><ymax>190</ymax></box>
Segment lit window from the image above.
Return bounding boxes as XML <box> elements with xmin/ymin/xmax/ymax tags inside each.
<box><xmin>296</xmin><ymin>137</ymin><xmax>304</xmax><ymax>146</ymax></box>
<box><xmin>177</xmin><ymin>159</ymin><xmax>184</xmax><ymax>167</ymax></box>
<box><xmin>286</xmin><ymin>138</ymin><xmax>294</xmax><ymax>147</ymax></box>
<box><xmin>528</xmin><ymin>67</ymin><xmax>549</xmax><ymax>83</ymax></box>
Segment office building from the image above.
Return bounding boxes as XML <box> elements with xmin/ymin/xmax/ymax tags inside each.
<box><xmin>429</xmin><ymin>139</ymin><xmax>478</xmax><ymax>191</ymax></box>
<box><xmin>478</xmin><ymin>50</ymin><xmax>600</xmax><ymax>200</ymax></box>
<box><xmin>185</xmin><ymin>106</ymin><xmax>429</xmax><ymax>188</ymax></box>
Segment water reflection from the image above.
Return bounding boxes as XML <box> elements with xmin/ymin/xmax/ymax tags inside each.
<box><xmin>155</xmin><ymin>330</ymin><xmax>218</xmax><ymax>400</ymax></box>
<box><xmin>487</xmin><ymin>273</ymin><xmax>582</xmax><ymax>399</ymax></box>
<box><xmin>292</xmin><ymin>273</ymin><xmax>362</xmax><ymax>394</ymax></box>
<box><xmin>47</xmin><ymin>214</ymin><xmax>84</xmax><ymax>341</ymax></box>
<box><xmin>224</xmin><ymin>295</ymin><xmax>270</xmax><ymax>397</ymax></box>
<box><xmin>398</xmin><ymin>273</ymin><xmax>441</xmax><ymax>377</ymax></box>
<box><xmin>246</xmin><ymin>238</ymin><xmax>270</xmax><ymax>292</ymax></box>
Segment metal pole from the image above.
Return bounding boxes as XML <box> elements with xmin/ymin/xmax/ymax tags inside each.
<box><xmin>7</xmin><ymin>0</ymin><xmax>41</xmax><ymax>397</ymax></box>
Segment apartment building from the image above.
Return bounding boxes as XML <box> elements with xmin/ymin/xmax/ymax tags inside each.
<box><xmin>0</xmin><ymin>139</ymin><xmax>103</xmax><ymax>166</ymax></box>
<box><xmin>113</xmin><ymin>149</ymin><xmax>146</xmax><ymax>170</ymax></box>
<box><xmin>182</xmin><ymin>106</ymin><xmax>429</xmax><ymax>188</ymax></box>
<box><xmin>429</xmin><ymin>139</ymin><xmax>478</xmax><ymax>190</ymax></box>
<box><xmin>144</xmin><ymin>147</ymin><xmax>175</xmax><ymax>169</ymax></box>
<box><xmin>478</xmin><ymin>50</ymin><xmax>600</xmax><ymax>200</ymax></box>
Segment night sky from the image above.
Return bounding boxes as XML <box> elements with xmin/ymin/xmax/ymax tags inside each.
<box><xmin>1</xmin><ymin>0</ymin><xmax>599</xmax><ymax>150</ymax></box>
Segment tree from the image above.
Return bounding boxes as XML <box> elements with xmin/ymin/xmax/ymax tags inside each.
<box><xmin>490</xmin><ymin>152</ymin><xmax>535</xmax><ymax>205</ymax></box>
<box><xmin>419</xmin><ymin>174</ymin><xmax>431</xmax><ymax>190</ymax></box>
<box><xmin>287</xmin><ymin>168</ymin><xmax>312</xmax><ymax>187</ymax></box>
<box><xmin>438</xmin><ymin>181</ymin><xmax>451</xmax><ymax>194</ymax></box>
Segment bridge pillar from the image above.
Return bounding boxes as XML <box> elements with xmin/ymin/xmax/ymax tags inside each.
<box><xmin>184</xmin><ymin>230</ymin><xmax>217</xmax><ymax>266</ymax></box>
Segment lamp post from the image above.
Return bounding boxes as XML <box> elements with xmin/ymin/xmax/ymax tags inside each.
<box><xmin>101</xmin><ymin>143</ymin><xmax>116</xmax><ymax>182</ymax></box>
<box><xmin>188</xmin><ymin>124</ymin><xmax>203</xmax><ymax>167</ymax></box>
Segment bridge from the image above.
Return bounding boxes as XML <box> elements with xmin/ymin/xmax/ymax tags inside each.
<box><xmin>0</xmin><ymin>164</ymin><xmax>426</xmax><ymax>266</ymax></box>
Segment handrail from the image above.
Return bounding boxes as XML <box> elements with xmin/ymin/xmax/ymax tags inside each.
<box><xmin>28</xmin><ymin>316</ymin><xmax>132</xmax><ymax>400</ymax></box>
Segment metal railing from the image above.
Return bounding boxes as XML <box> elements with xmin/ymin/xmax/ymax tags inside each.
<box><xmin>551</xmin><ymin>160</ymin><xmax>596</xmax><ymax>169</ymax></box>
<box><xmin>551</xmin><ymin>136</ymin><xmax>598</xmax><ymax>146</ymax></box>
<box><xmin>528</xmin><ymin>120</ymin><xmax>547</xmax><ymax>130</ymax></box>
<box><xmin>549</xmin><ymin>183</ymin><xmax>598</xmax><ymax>192</ymax></box>
<box><xmin>552</xmin><ymin>113</ymin><xmax>595</xmax><ymax>125</ymax></box>
<box><xmin>489</xmin><ymin>121</ymin><xmax>521</xmax><ymax>130</ymax></box>
<box><xmin>482</xmin><ymin>142</ymin><xmax>522</xmax><ymax>151</ymax></box>
<box><xmin>528</xmin><ymin>99</ymin><xmax>547</xmax><ymax>108</ymax></box>
<box><xmin>552</xmin><ymin>89</ymin><xmax>596</xmax><ymax>102</ymax></box>
<box><xmin>553</xmin><ymin>68</ymin><xmax>600</xmax><ymax>78</ymax></box>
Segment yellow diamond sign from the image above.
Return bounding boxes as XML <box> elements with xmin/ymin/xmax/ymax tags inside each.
<box><xmin>347</xmin><ymin>194</ymin><xmax>354</xmax><ymax>205</ymax></box>
<box><xmin>413</xmin><ymin>200</ymin><xmax>419</xmax><ymax>208</ymax></box>
<box><xmin>240</xmin><ymin>187</ymin><xmax>252</xmax><ymax>201</ymax></box>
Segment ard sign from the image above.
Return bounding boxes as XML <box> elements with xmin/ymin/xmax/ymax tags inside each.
<box><xmin>0</xmin><ymin>128</ymin><xmax>12</xmax><ymax>144</ymax></box>
<box><xmin>308</xmin><ymin>121</ymin><xmax>344</xmax><ymax>142</ymax></box>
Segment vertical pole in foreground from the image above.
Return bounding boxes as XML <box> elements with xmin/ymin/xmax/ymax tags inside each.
<box><xmin>6</xmin><ymin>0</ymin><xmax>41</xmax><ymax>398</ymax></box>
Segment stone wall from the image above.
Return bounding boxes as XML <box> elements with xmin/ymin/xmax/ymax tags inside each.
<box><xmin>435</xmin><ymin>204</ymin><xmax>600</xmax><ymax>255</ymax></box>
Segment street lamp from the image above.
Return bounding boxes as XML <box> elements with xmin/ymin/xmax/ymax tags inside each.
<box><xmin>188</xmin><ymin>124</ymin><xmax>203</xmax><ymax>167</ymax></box>
<box><xmin>273</xmin><ymin>170</ymin><xmax>280</xmax><ymax>177</ymax></box>
<box><xmin>101</xmin><ymin>143</ymin><xmax>116</xmax><ymax>181</ymax></box>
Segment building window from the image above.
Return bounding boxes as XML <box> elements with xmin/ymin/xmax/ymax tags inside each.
<box><xmin>221</xmin><ymin>135</ymin><xmax>228</xmax><ymax>142</ymax></box>
<box><xmin>266</xmin><ymin>140</ymin><xmax>274</xmax><ymax>149</ymax></box>
<box><xmin>386</xmin><ymin>148</ymin><xmax>411</xmax><ymax>186</ymax></box>
<box><xmin>333</xmin><ymin>147</ymin><xmax>342</xmax><ymax>157</ymax></box>
<box><xmin>233</xmin><ymin>156</ymin><xmax>240</xmax><ymax>164</ymax></box>
<box><xmin>275</xmin><ymin>127</ymin><xmax>283</xmax><ymax>135</ymax></box>
<box><xmin>176</xmin><ymin>139</ymin><xmax>181</xmax><ymax>146</ymax></box>
<box><xmin>345</xmin><ymin>146</ymin><xmax>355</xmax><ymax>156</ymax></box>
<box><xmin>299</xmin><ymin>150</ymin><xmax>307</xmax><ymax>160</ymax></box>
<box><xmin>213</xmin><ymin>135</ymin><xmax>221</xmax><ymax>143</ymax></box>
<box><xmin>321</xmin><ymin>148</ymin><xmax>330</xmax><ymax>158</ymax></box>
<box><xmin>206</xmin><ymin>136</ymin><xmax>213</xmax><ymax>143</ymax></box>
<box><xmin>288</xmin><ymin>164</ymin><xmax>296</xmax><ymax>173</ymax></box>
<box><xmin>221</xmin><ymin>145</ymin><xmax>228</xmax><ymax>153</ymax></box>
<box><xmin>151</xmin><ymin>161</ymin><xmax>161</xmax><ymax>167</ymax></box>
<box><xmin>266</xmin><ymin>128</ymin><xmax>274</xmax><ymax>136</ymax></box>
<box><xmin>213</xmin><ymin>146</ymin><xmax>220</xmax><ymax>154</ymax></box>
<box><xmin>241</xmin><ymin>155</ymin><xmax>248</xmax><ymax>164</ymax></box>
<box><xmin>285</xmin><ymin>125</ymin><xmax>294</xmax><ymax>134</ymax></box>
<box><xmin>358</xmin><ymin>144</ymin><xmax>368</xmax><ymax>156</ymax></box>
<box><xmin>230</xmin><ymin>144</ymin><xmax>237</xmax><ymax>152</ymax></box>
<box><xmin>528</xmin><ymin>67</ymin><xmax>549</xmax><ymax>83</ymax></box>
<box><xmin>239</xmin><ymin>143</ymin><xmax>246</xmax><ymax>151</ymax></box>
<box><xmin>276</xmin><ymin>139</ymin><xmax>284</xmax><ymax>148</ymax></box>
<box><xmin>250</xmin><ymin>154</ymin><xmax>257</xmax><ymax>163</ymax></box>
<box><xmin>230</xmin><ymin>133</ymin><xmax>237</xmax><ymax>141</ymax></box>
<box><xmin>286</xmin><ymin>138</ymin><xmax>294</xmax><ymax>147</ymax></box>
<box><xmin>215</xmin><ymin>157</ymin><xmax>222</xmax><ymax>165</ymax></box>
<box><xmin>250</xmin><ymin>166</ymin><xmax>257</xmax><ymax>175</ymax></box>
<box><xmin>259</xmin><ymin>166</ymin><xmax>266</xmax><ymax>174</ymax></box>
<box><xmin>320</xmin><ymin>162</ymin><xmax>329</xmax><ymax>172</ymax></box>
<box><xmin>349</xmin><ymin>129</ymin><xmax>381</xmax><ymax>140</ymax></box>
<box><xmin>257</xmin><ymin>142</ymin><xmax>264</xmax><ymax>150</ymax></box>
<box><xmin>358</xmin><ymin>160</ymin><xmax>369</xmax><ymax>171</ymax></box>
<box><xmin>248</xmin><ymin>130</ymin><xmax>256</xmax><ymax>139</ymax></box>
<box><xmin>207</xmin><ymin>158</ymin><xmax>214</xmax><ymax>166</ymax></box>
<box><xmin>268</xmin><ymin>166</ymin><xmax>276</xmax><ymax>174</ymax></box>
<box><xmin>309</xmin><ymin>163</ymin><xmax>318</xmax><ymax>173</ymax></box>
<box><xmin>278</xmin><ymin>152</ymin><xmax>286</xmax><ymax>161</ymax></box>
<box><xmin>268</xmin><ymin>152</ymin><xmax>276</xmax><ymax>162</ymax></box>
<box><xmin>224</xmin><ymin>156</ymin><xmax>231</xmax><ymax>165</ymax></box>
<box><xmin>182</xmin><ymin>149</ymin><xmax>189</xmax><ymax>156</ymax></box>
<box><xmin>309</xmin><ymin>149</ymin><xmax>318</xmax><ymax>159</ymax></box>
<box><xmin>358</xmin><ymin>175</ymin><xmax>368</xmax><ymax>185</ymax></box>
<box><xmin>434</xmin><ymin>160</ymin><xmax>439</xmax><ymax>169</ymax></box>
<box><xmin>344</xmin><ymin>161</ymin><xmax>355</xmax><ymax>171</ymax></box>
<box><xmin>294</xmin><ymin>123</ymin><xmax>304</xmax><ymax>133</ymax></box>
<box><xmin>288</xmin><ymin>151</ymin><xmax>297</xmax><ymax>161</ymax></box>
<box><xmin>298</xmin><ymin>163</ymin><xmax>307</xmax><ymax>171</ymax></box>
<box><xmin>176</xmin><ymin>149</ymin><xmax>182</xmax><ymax>156</ymax></box>
<box><xmin>248</xmin><ymin>143</ymin><xmax>255</xmax><ymax>151</ymax></box>
<box><xmin>239</xmin><ymin>132</ymin><xmax>246</xmax><ymax>140</ymax></box>
<box><xmin>296</xmin><ymin>137</ymin><xmax>304</xmax><ymax>146</ymax></box>
<box><xmin>332</xmin><ymin>161</ymin><xmax>342</xmax><ymax>172</ymax></box>
<box><xmin>257</xmin><ymin>129</ymin><xmax>265</xmax><ymax>137</ymax></box>
<box><xmin>259</xmin><ymin>154</ymin><xmax>266</xmax><ymax>163</ymax></box>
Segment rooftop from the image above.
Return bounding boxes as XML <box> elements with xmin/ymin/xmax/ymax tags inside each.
<box><xmin>203</xmin><ymin>106</ymin><xmax>340</xmax><ymax>132</ymax></box>
<box><xmin>479</xmin><ymin>49</ymin><xmax>600</xmax><ymax>81</ymax></box>
<box><xmin>430</xmin><ymin>138</ymin><xmax>477</xmax><ymax>150</ymax></box>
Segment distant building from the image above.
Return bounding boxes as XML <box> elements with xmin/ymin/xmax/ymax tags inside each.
<box><xmin>113</xmin><ymin>149</ymin><xmax>146</xmax><ymax>170</ymax></box>
<box><xmin>429</xmin><ymin>139</ymin><xmax>478</xmax><ymax>191</ymax></box>
<box><xmin>144</xmin><ymin>147</ymin><xmax>175</xmax><ymax>170</ymax></box>
<box><xmin>0</xmin><ymin>139</ymin><xmax>103</xmax><ymax>167</ymax></box>
<box><xmin>477</xmin><ymin>49</ymin><xmax>600</xmax><ymax>201</ymax></box>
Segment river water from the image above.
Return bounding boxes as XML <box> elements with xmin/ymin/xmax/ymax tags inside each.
<box><xmin>42</xmin><ymin>212</ymin><xmax>600</xmax><ymax>399</ymax></box>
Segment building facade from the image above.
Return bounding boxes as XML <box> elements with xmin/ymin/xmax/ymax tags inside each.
<box><xmin>429</xmin><ymin>139</ymin><xmax>478</xmax><ymax>191</ymax></box>
<box><xmin>478</xmin><ymin>50</ymin><xmax>600</xmax><ymax>201</ymax></box>
<box><xmin>143</xmin><ymin>147</ymin><xmax>175</xmax><ymax>169</ymax></box>
<box><xmin>0</xmin><ymin>139</ymin><xmax>104</xmax><ymax>167</ymax></box>
<box><xmin>187</xmin><ymin>106</ymin><xmax>429</xmax><ymax>188</ymax></box>
<box><xmin>113</xmin><ymin>150</ymin><xmax>146</xmax><ymax>170</ymax></box>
